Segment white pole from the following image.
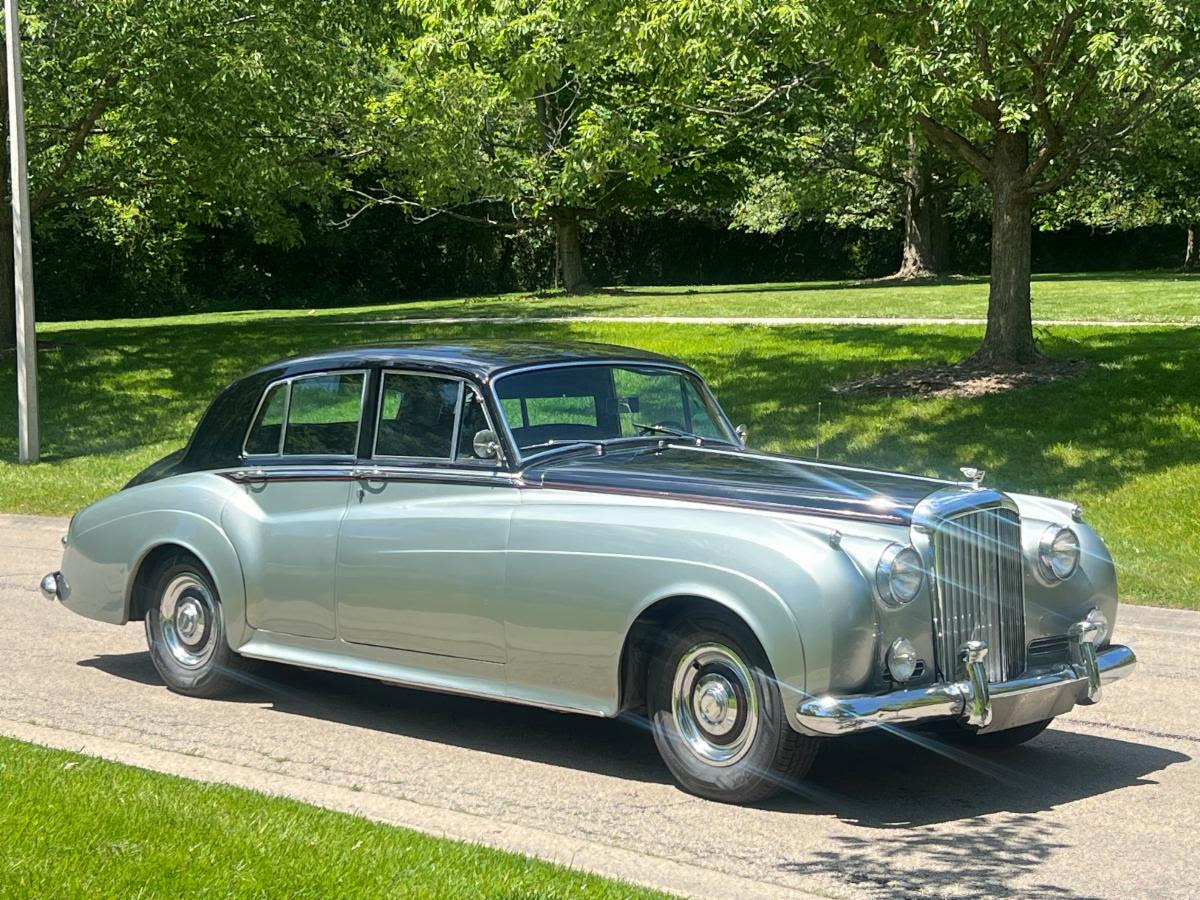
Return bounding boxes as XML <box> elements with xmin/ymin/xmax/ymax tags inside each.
<box><xmin>5</xmin><ymin>0</ymin><xmax>38</xmax><ymax>462</ymax></box>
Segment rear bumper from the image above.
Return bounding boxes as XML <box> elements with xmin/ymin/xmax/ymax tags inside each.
<box><xmin>796</xmin><ymin>640</ymin><xmax>1136</xmax><ymax>737</ymax></box>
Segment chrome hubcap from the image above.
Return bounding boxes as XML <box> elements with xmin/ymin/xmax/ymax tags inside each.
<box><xmin>158</xmin><ymin>574</ymin><xmax>217</xmax><ymax>669</ymax></box>
<box><xmin>672</xmin><ymin>643</ymin><xmax>759</xmax><ymax>766</ymax></box>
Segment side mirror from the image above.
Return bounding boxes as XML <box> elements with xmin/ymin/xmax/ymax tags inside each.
<box><xmin>735</xmin><ymin>424</ymin><xmax>748</xmax><ymax>447</ymax></box>
<box><xmin>472</xmin><ymin>429</ymin><xmax>500</xmax><ymax>460</ymax></box>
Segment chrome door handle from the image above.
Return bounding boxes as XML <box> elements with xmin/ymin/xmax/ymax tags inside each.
<box><xmin>232</xmin><ymin>468</ymin><xmax>269</xmax><ymax>484</ymax></box>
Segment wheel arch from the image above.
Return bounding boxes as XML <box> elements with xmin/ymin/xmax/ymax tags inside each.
<box><xmin>119</xmin><ymin>517</ymin><xmax>249</xmax><ymax>649</ymax></box>
<box><xmin>129</xmin><ymin>543</ymin><xmax>208</xmax><ymax>620</ymax></box>
<box><xmin>60</xmin><ymin>500</ymin><xmax>249</xmax><ymax>648</ymax></box>
<box><xmin>617</xmin><ymin>592</ymin><xmax>798</xmax><ymax>719</ymax></box>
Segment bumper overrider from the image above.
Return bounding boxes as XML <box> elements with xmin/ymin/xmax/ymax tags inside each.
<box><xmin>39</xmin><ymin>570</ymin><xmax>67</xmax><ymax>602</ymax></box>
<box><xmin>797</xmin><ymin>618</ymin><xmax>1136</xmax><ymax>736</ymax></box>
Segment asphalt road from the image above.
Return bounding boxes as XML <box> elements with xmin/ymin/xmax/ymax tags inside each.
<box><xmin>2</xmin><ymin>514</ymin><xmax>1196</xmax><ymax>899</ymax></box>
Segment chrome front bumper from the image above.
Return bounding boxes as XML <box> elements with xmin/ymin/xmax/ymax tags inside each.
<box><xmin>797</xmin><ymin>634</ymin><xmax>1136</xmax><ymax>737</ymax></box>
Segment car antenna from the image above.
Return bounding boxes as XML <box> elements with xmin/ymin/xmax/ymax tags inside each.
<box><xmin>815</xmin><ymin>401</ymin><xmax>822</xmax><ymax>459</ymax></box>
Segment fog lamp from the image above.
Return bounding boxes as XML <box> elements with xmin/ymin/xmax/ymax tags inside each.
<box><xmin>887</xmin><ymin>637</ymin><xmax>919</xmax><ymax>683</ymax></box>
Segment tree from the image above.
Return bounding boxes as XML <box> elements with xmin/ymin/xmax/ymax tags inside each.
<box><xmin>1</xmin><ymin>0</ymin><xmax>379</xmax><ymax>349</ymax></box>
<box><xmin>821</xmin><ymin>1</ymin><xmax>1200</xmax><ymax>365</ymax></box>
<box><xmin>1043</xmin><ymin>83</ymin><xmax>1200</xmax><ymax>269</ymax></box>
<box><xmin>355</xmin><ymin>0</ymin><xmax>705</xmax><ymax>294</ymax></box>
<box><xmin>732</xmin><ymin>125</ymin><xmax>961</xmax><ymax>277</ymax></box>
<box><xmin>640</xmin><ymin>2</ymin><xmax>967</xmax><ymax>279</ymax></box>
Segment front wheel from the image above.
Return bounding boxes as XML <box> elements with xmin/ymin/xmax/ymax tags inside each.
<box><xmin>144</xmin><ymin>553</ymin><xmax>255</xmax><ymax>698</ymax></box>
<box><xmin>647</xmin><ymin>615</ymin><xmax>818</xmax><ymax>804</ymax></box>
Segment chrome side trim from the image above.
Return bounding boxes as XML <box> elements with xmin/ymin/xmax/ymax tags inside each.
<box><xmin>530</xmin><ymin>477</ymin><xmax>909</xmax><ymax>524</ymax></box>
<box><xmin>796</xmin><ymin>641</ymin><xmax>1136</xmax><ymax>737</ymax></box>
<box><xmin>221</xmin><ymin>465</ymin><xmax>520</xmax><ymax>487</ymax></box>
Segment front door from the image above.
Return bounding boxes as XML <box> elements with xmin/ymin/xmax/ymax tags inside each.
<box><xmin>335</xmin><ymin>372</ymin><xmax>513</xmax><ymax>663</ymax></box>
<box><xmin>222</xmin><ymin>370</ymin><xmax>365</xmax><ymax>639</ymax></box>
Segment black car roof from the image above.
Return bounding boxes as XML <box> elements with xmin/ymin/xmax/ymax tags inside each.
<box><xmin>248</xmin><ymin>340</ymin><xmax>692</xmax><ymax>382</ymax></box>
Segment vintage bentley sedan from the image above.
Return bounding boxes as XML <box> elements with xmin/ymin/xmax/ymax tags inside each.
<box><xmin>42</xmin><ymin>341</ymin><xmax>1135</xmax><ymax>802</ymax></box>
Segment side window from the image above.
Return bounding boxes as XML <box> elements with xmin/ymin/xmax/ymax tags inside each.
<box><xmin>244</xmin><ymin>382</ymin><xmax>287</xmax><ymax>455</ymax></box>
<box><xmin>375</xmin><ymin>373</ymin><xmax>459</xmax><ymax>458</ymax></box>
<box><xmin>282</xmin><ymin>373</ymin><xmax>365</xmax><ymax>456</ymax></box>
<box><xmin>457</xmin><ymin>386</ymin><xmax>496</xmax><ymax>461</ymax></box>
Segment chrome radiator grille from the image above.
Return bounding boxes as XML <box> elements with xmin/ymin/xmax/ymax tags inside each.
<box><xmin>931</xmin><ymin>507</ymin><xmax>1026</xmax><ymax>683</ymax></box>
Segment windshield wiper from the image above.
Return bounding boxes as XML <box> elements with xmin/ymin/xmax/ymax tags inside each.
<box><xmin>632</xmin><ymin>422</ymin><xmax>706</xmax><ymax>443</ymax></box>
<box><xmin>519</xmin><ymin>439</ymin><xmax>604</xmax><ymax>457</ymax></box>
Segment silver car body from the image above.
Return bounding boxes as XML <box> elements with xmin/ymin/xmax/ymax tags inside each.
<box><xmin>44</xmin><ymin>341</ymin><xmax>1134</xmax><ymax>736</ymax></box>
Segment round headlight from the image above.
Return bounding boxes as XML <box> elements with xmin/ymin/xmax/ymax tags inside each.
<box><xmin>876</xmin><ymin>544</ymin><xmax>924</xmax><ymax>606</ymax></box>
<box><xmin>887</xmin><ymin>637</ymin><xmax>919</xmax><ymax>682</ymax></box>
<box><xmin>1039</xmin><ymin>526</ymin><xmax>1080</xmax><ymax>581</ymax></box>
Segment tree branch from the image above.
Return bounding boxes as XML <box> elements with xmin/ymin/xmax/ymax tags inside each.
<box><xmin>30</xmin><ymin>71</ymin><xmax>121</xmax><ymax>214</ymax></box>
<box><xmin>916</xmin><ymin>114</ymin><xmax>993</xmax><ymax>177</ymax></box>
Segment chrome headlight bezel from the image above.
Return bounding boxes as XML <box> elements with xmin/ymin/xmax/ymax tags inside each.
<box><xmin>1038</xmin><ymin>525</ymin><xmax>1081</xmax><ymax>582</ymax></box>
<box><xmin>875</xmin><ymin>543</ymin><xmax>925</xmax><ymax>607</ymax></box>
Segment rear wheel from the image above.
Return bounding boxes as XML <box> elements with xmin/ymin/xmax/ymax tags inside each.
<box><xmin>144</xmin><ymin>553</ymin><xmax>255</xmax><ymax>698</ymax></box>
<box><xmin>646</xmin><ymin>615</ymin><xmax>818</xmax><ymax>804</ymax></box>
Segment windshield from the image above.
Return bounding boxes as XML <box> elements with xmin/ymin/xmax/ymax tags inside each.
<box><xmin>493</xmin><ymin>363</ymin><xmax>735</xmax><ymax>456</ymax></box>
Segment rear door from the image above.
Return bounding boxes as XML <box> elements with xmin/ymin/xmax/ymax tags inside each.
<box><xmin>221</xmin><ymin>370</ymin><xmax>365</xmax><ymax>639</ymax></box>
<box><xmin>334</xmin><ymin>371</ymin><xmax>514</xmax><ymax>663</ymax></box>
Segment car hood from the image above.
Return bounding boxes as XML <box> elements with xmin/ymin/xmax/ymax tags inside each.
<box><xmin>523</xmin><ymin>444</ymin><xmax>960</xmax><ymax>525</ymax></box>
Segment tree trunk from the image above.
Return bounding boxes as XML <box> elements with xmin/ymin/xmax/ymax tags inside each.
<box><xmin>552</xmin><ymin>208</ymin><xmax>589</xmax><ymax>294</ymax></box>
<box><xmin>897</xmin><ymin>134</ymin><xmax>940</xmax><ymax>278</ymax></box>
<box><xmin>929</xmin><ymin>188</ymin><xmax>950</xmax><ymax>272</ymax></box>
<box><xmin>972</xmin><ymin>130</ymin><xmax>1038</xmax><ymax>367</ymax></box>
<box><xmin>1184</xmin><ymin>223</ymin><xmax>1198</xmax><ymax>271</ymax></box>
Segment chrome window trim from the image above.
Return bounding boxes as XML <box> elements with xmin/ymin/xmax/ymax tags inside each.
<box><xmin>241</xmin><ymin>369</ymin><xmax>368</xmax><ymax>461</ymax></box>
<box><xmin>488</xmin><ymin>360</ymin><xmax>739</xmax><ymax>465</ymax></box>
<box><xmin>372</xmin><ymin>369</ymin><xmax>505</xmax><ymax>467</ymax></box>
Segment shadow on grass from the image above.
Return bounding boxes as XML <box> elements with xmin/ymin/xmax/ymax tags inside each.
<box><xmin>2</xmin><ymin>321</ymin><xmax>1197</xmax><ymax>508</ymax></box>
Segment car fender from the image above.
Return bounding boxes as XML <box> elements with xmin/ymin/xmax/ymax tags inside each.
<box><xmin>61</xmin><ymin>475</ymin><xmax>249</xmax><ymax>648</ymax></box>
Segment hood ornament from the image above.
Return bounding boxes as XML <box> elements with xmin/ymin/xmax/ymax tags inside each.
<box><xmin>959</xmin><ymin>466</ymin><xmax>985</xmax><ymax>489</ymax></box>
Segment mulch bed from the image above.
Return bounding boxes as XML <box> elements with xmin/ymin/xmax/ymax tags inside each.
<box><xmin>834</xmin><ymin>356</ymin><xmax>1088</xmax><ymax>399</ymax></box>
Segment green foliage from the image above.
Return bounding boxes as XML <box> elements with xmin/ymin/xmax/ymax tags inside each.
<box><xmin>1042</xmin><ymin>84</ymin><xmax>1200</xmax><ymax>232</ymax></box>
<box><xmin>18</xmin><ymin>0</ymin><xmax>381</xmax><ymax>258</ymax></box>
<box><xmin>356</xmin><ymin>0</ymin><xmax>716</xmax><ymax>227</ymax></box>
<box><xmin>815</xmin><ymin>0</ymin><xmax>1200</xmax><ymax>192</ymax></box>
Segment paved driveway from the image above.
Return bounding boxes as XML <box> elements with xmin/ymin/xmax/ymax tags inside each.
<box><xmin>2</xmin><ymin>515</ymin><xmax>1195</xmax><ymax>898</ymax></box>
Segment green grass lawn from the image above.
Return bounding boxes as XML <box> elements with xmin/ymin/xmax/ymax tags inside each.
<box><xmin>0</xmin><ymin>737</ymin><xmax>665</xmax><ymax>898</ymax></box>
<box><xmin>43</xmin><ymin>270</ymin><xmax>1200</xmax><ymax>329</ymax></box>
<box><xmin>2</xmin><ymin>274</ymin><xmax>1197</xmax><ymax>609</ymax></box>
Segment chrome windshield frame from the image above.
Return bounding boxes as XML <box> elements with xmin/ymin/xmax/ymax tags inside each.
<box><xmin>486</xmin><ymin>360</ymin><xmax>740</xmax><ymax>466</ymax></box>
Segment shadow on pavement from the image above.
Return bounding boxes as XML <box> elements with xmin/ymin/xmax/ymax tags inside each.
<box><xmin>82</xmin><ymin>650</ymin><xmax>1187</xmax><ymax>830</ymax></box>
